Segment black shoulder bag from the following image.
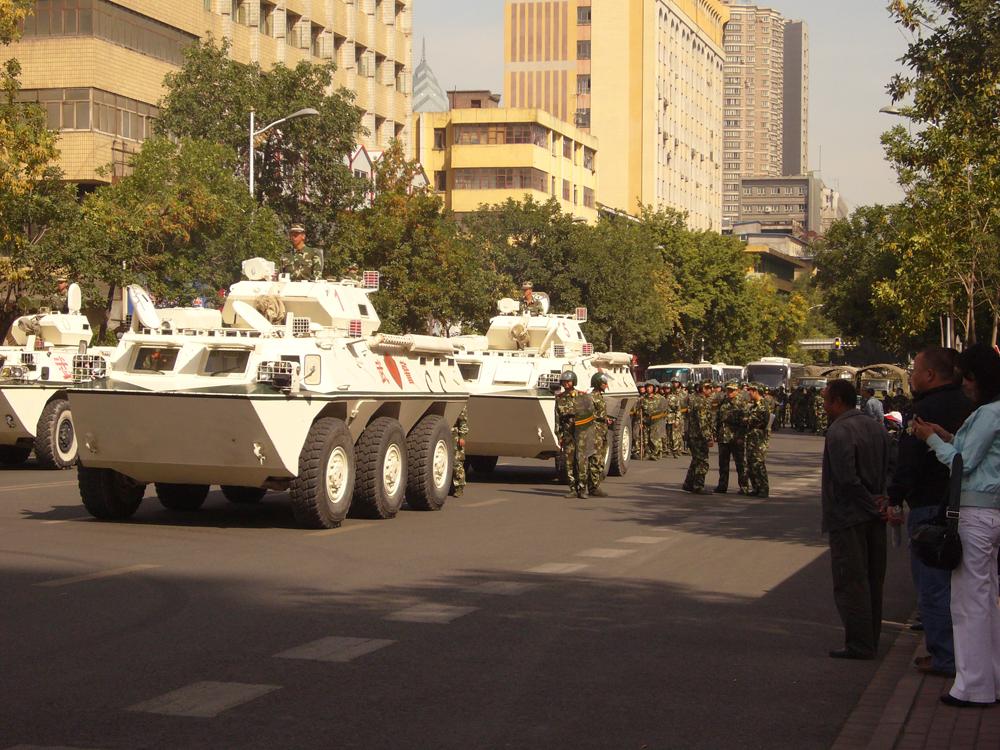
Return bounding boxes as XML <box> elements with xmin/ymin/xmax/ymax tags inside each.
<box><xmin>910</xmin><ymin>453</ymin><xmax>963</xmax><ymax>570</ymax></box>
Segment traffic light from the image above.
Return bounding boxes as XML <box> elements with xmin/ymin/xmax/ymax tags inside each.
<box><xmin>834</xmin><ymin>337</ymin><xmax>843</xmax><ymax>351</ymax></box>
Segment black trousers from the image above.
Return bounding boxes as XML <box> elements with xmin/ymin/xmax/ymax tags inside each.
<box><xmin>829</xmin><ymin>519</ymin><xmax>887</xmax><ymax>656</ymax></box>
<box><xmin>716</xmin><ymin>440</ymin><xmax>747</xmax><ymax>492</ymax></box>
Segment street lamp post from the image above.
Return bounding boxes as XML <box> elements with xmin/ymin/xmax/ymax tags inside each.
<box><xmin>248</xmin><ymin>107</ymin><xmax>320</xmax><ymax>197</ymax></box>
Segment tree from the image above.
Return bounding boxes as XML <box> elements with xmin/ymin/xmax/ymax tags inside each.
<box><xmin>64</xmin><ymin>137</ymin><xmax>285</xmax><ymax>332</ymax></box>
<box><xmin>155</xmin><ymin>38</ymin><xmax>365</xmax><ymax>252</ymax></box>
<box><xmin>883</xmin><ymin>0</ymin><xmax>1000</xmax><ymax>347</ymax></box>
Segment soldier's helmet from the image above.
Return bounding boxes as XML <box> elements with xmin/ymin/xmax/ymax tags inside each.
<box><xmin>725</xmin><ymin>381</ymin><xmax>740</xmax><ymax>391</ymax></box>
<box><xmin>647</xmin><ymin>379</ymin><xmax>660</xmax><ymax>388</ymax></box>
<box><xmin>671</xmin><ymin>378</ymin><xmax>681</xmax><ymax>385</ymax></box>
<box><xmin>560</xmin><ymin>370</ymin><xmax>578</xmax><ymax>386</ymax></box>
<box><xmin>591</xmin><ymin>372</ymin><xmax>609</xmax><ymax>389</ymax></box>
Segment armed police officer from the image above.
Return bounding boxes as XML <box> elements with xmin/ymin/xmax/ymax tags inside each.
<box><xmin>744</xmin><ymin>383</ymin><xmax>771</xmax><ymax>498</ymax></box>
<box><xmin>519</xmin><ymin>281</ymin><xmax>544</xmax><ymax>315</ymax></box>
<box><xmin>281</xmin><ymin>224</ymin><xmax>324</xmax><ymax>281</ymax></box>
<box><xmin>586</xmin><ymin>372</ymin><xmax>612</xmax><ymax>498</ymax></box>
<box><xmin>715</xmin><ymin>381</ymin><xmax>750</xmax><ymax>494</ymax></box>
<box><xmin>555</xmin><ymin>371</ymin><xmax>596</xmax><ymax>498</ymax></box>
<box><xmin>449</xmin><ymin>406</ymin><xmax>469</xmax><ymax>498</ymax></box>
<box><xmin>665</xmin><ymin>379</ymin><xmax>686</xmax><ymax>458</ymax></box>
<box><xmin>683</xmin><ymin>381</ymin><xmax>716</xmax><ymax>494</ymax></box>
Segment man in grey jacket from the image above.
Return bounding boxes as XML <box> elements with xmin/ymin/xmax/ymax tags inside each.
<box><xmin>822</xmin><ymin>379</ymin><xmax>892</xmax><ymax>660</ymax></box>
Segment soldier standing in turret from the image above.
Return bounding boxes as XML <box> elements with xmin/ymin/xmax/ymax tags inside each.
<box><xmin>281</xmin><ymin>224</ymin><xmax>324</xmax><ymax>281</ymax></box>
<box><xmin>683</xmin><ymin>381</ymin><xmax>716</xmax><ymax>495</ymax></box>
<box><xmin>745</xmin><ymin>383</ymin><xmax>771</xmax><ymax>498</ymax></box>
<box><xmin>449</xmin><ymin>406</ymin><xmax>469</xmax><ymax>498</ymax></box>
<box><xmin>715</xmin><ymin>381</ymin><xmax>750</xmax><ymax>494</ymax></box>
<box><xmin>586</xmin><ymin>372</ymin><xmax>611</xmax><ymax>498</ymax></box>
<box><xmin>555</xmin><ymin>371</ymin><xmax>594</xmax><ymax>498</ymax></box>
<box><xmin>519</xmin><ymin>281</ymin><xmax>544</xmax><ymax>315</ymax></box>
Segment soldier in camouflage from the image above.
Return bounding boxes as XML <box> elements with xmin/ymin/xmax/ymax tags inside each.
<box><xmin>281</xmin><ymin>224</ymin><xmax>325</xmax><ymax>281</ymax></box>
<box><xmin>519</xmin><ymin>282</ymin><xmax>544</xmax><ymax>315</ymax></box>
<box><xmin>642</xmin><ymin>381</ymin><xmax>667</xmax><ymax>460</ymax></box>
<box><xmin>555</xmin><ymin>371</ymin><xmax>596</xmax><ymax>498</ymax></box>
<box><xmin>665</xmin><ymin>379</ymin><xmax>685</xmax><ymax>458</ymax></box>
<box><xmin>715</xmin><ymin>382</ymin><xmax>750</xmax><ymax>494</ymax></box>
<box><xmin>744</xmin><ymin>383</ymin><xmax>771</xmax><ymax>498</ymax></box>
<box><xmin>586</xmin><ymin>372</ymin><xmax>611</xmax><ymax>498</ymax></box>
<box><xmin>449</xmin><ymin>406</ymin><xmax>469</xmax><ymax>498</ymax></box>
<box><xmin>630</xmin><ymin>381</ymin><xmax>645</xmax><ymax>457</ymax></box>
<box><xmin>683</xmin><ymin>381</ymin><xmax>716</xmax><ymax>494</ymax></box>
<box><xmin>812</xmin><ymin>387</ymin><xmax>828</xmax><ymax>434</ymax></box>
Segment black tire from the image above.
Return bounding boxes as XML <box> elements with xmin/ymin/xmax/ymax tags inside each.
<box><xmin>602</xmin><ymin>438</ymin><xmax>612</xmax><ymax>478</ymax></box>
<box><xmin>467</xmin><ymin>455</ymin><xmax>499</xmax><ymax>474</ymax></box>
<box><xmin>221</xmin><ymin>485</ymin><xmax>267</xmax><ymax>504</ymax></box>
<box><xmin>289</xmin><ymin>417</ymin><xmax>355</xmax><ymax>529</ymax></box>
<box><xmin>79</xmin><ymin>465</ymin><xmax>145</xmax><ymax>520</ymax></box>
<box><xmin>350</xmin><ymin>417</ymin><xmax>407</xmax><ymax>519</ymax></box>
<box><xmin>0</xmin><ymin>444</ymin><xmax>32</xmax><ymax>466</ymax></box>
<box><xmin>155</xmin><ymin>482</ymin><xmax>210</xmax><ymax>511</ymax></box>
<box><xmin>34</xmin><ymin>397</ymin><xmax>77</xmax><ymax>469</ymax></box>
<box><xmin>405</xmin><ymin>415</ymin><xmax>452</xmax><ymax>512</ymax></box>
<box><xmin>608</xmin><ymin>415</ymin><xmax>632</xmax><ymax>477</ymax></box>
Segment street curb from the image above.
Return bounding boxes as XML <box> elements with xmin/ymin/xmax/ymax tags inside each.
<box><xmin>831</xmin><ymin>621</ymin><xmax>922</xmax><ymax>750</ymax></box>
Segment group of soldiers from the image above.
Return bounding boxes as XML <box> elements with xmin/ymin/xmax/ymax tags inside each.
<box><xmin>784</xmin><ymin>386</ymin><xmax>829</xmax><ymax>434</ymax></box>
<box><xmin>631</xmin><ymin>378</ymin><xmax>774</xmax><ymax>497</ymax></box>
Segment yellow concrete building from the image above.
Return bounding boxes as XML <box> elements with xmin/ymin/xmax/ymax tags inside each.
<box><xmin>5</xmin><ymin>0</ymin><xmax>412</xmax><ymax>186</ymax></box>
<box><xmin>504</xmin><ymin>0</ymin><xmax>728</xmax><ymax>231</ymax></box>
<box><xmin>416</xmin><ymin>108</ymin><xmax>599</xmax><ymax>223</ymax></box>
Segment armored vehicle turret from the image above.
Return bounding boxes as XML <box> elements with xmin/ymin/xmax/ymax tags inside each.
<box><xmin>69</xmin><ymin>260</ymin><xmax>467</xmax><ymax>529</ymax></box>
<box><xmin>0</xmin><ymin>284</ymin><xmax>113</xmax><ymax>468</ymax></box>
<box><xmin>451</xmin><ymin>294</ymin><xmax>638</xmax><ymax>478</ymax></box>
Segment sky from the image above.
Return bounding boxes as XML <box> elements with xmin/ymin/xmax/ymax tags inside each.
<box><xmin>412</xmin><ymin>0</ymin><xmax>914</xmax><ymax>209</ymax></box>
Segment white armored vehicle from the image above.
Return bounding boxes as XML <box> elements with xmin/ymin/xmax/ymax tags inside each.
<box><xmin>451</xmin><ymin>294</ymin><xmax>638</xmax><ymax>477</ymax></box>
<box><xmin>68</xmin><ymin>259</ymin><xmax>467</xmax><ymax>529</ymax></box>
<box><xmin>0</xmin><ymin>284</ymin><xmax>112</xmax><ymax>468</ymax></box>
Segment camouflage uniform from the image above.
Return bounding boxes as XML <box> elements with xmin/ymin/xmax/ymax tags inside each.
<box><xmin>812</xmin><ymin>389</ymin><xmax>828</xmax><ymax>434</ymax></box>
<box><xmin>630</xmin><ymin>388</ymin><xmax>645</xmax><ymax>457</ymax></box>
<box><xmin>642</xmin><ymin>391</ymin><xmax>668</xmax><ymax>460</ymax></box>
<box><xmin>555</xmin><ymin>389</ymin><xmax>595</xmax><ymax>497</ymax></box>
<box><xmin>450</xmin><ymin>407</ymin><xmax>468</xmax><ymax>497</ymax></box>
<box><xmin>665</xmin><ymin>387</ymin><xmax>685</xmax><ymax>458</ymax></box>
<box><xmin>744</xmin><ymin>395</ymin><xmax>770</xmax><ymax>497</ymax></box>
<box><xmin>281</xmin><ymin>245</ymin><xmax>325</xmax><ymax>281</ymax></box>
<box><xmin>519</xmin><ymin>298</ymin><xmax>544</xmax><ymax>315</ymax></box>
<box><xmin>715</xmin><ymin>390</ymin><xmax>750</xmax><ymax>494</ymax></box>
<box><xmin>683</xmin><ymin>389</ymin><xmax>715</xmax><ymax>492</ymax></box>
<box><xmin>586</xmin><ymin>389</ymin><xmax>609</xmax><ymax>494</ymax></box>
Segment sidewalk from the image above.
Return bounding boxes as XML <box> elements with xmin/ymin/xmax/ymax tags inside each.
<box><xmin>832</xmin><ymin>621</ymin><xmax>1000</xmax><ymax>749</ymax></box>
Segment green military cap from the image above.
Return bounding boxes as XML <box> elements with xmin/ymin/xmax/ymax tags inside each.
<box><xmin>290</xmin><ymin>224</ymin><xmax>306</xmax><ymax>233</ymax></box>
<box><xmin>746</xmin><ymin>382</ymin><xmax>760</xmax><ymax>392</ymax></box>
<box><xmin>725</xmin><ymin>381</ymin><xmax>739</xmax><ymax>390</ymax></box>
<box><xmin>522</xmin><ymin>281</ymin><xmax>533</xmax><ymax>290</ymax></box>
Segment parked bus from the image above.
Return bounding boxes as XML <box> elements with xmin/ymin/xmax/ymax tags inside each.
<box><xmin>645</xmin><ymin>362</ymin><xmax>715</xmax><ymax>386</ymax></box>
<box><xmin>744</xmin><ymin>357</ymin><xmax>799</xmax><ymax>391</ymax></box>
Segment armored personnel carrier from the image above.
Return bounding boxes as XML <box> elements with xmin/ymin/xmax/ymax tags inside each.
<box><xmin>451</xmin><ymin>294</ymin><xmax>637</xmax><ymax>477</ymax></box>
<box><xmin>0</xmin><ymin>284</ymin><xmax>112</xmax><ymax>468</ymax></box>
<box><xmin>68</xmin><ymin>259</ymin><xmax>467</xmax><ymax>529</ymax></box>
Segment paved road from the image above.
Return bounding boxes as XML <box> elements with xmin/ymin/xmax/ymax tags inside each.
<box><xmin>0</xmin><ymin>431</ymin><xmax>913</xmax><ymax>750</ymax></box>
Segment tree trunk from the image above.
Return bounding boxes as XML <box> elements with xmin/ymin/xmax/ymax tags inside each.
<box><xmin>992</xmin><ymin>310</ymin><xmax>998</xmax><ymax>349</ymax></box>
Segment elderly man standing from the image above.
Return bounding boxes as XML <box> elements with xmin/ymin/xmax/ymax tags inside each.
<box><xmin>822</xmin><ymin>379</ymin><xmax>892</xmax><ymax>660</ymax></box>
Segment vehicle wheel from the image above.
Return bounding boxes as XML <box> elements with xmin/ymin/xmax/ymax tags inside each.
<box><xmin>608</xmin><ymin>417</ymin><xmax>632</xmax><ymax>477</ymax></box>
<box><xmin>602</xmin><ymin>439</ymin><xmax>613</xmax><ymax>478</ymax></box>
<box><xmin>467</xmin><ymin>455</ymin><xmax>499</xmax><ymax>474</ymax></box>
<box><xmin>405</xmin><ymin>414</ymin><xmax>451</xmax><ymax>512</ymax></box>
<box><xmin>34</xmin><ymin>398</ymin><xmax>77</xmax><ymax>469</ymax></box>
<box><xmin>155</xmin><ymin>483</ymin><xmax>209</xmax><ymax>511</ymax></box>
<box><xmin>0</xmin><ymin>444</ymin><xmax>32</xmax><ymax>466</ymax></box>
<box><xmin>79</xmin><ymin>465</ymin><xmax>145</xmax><ymax>520</ymax></box>
<box><xmin>289</xmin><ymin>417</ymin><xmax>355</xmax><ymax>529</ymax></box>
<box><xmin>221</xmin><ymin>485</ymin><xmax>267</xmax><ymax>504</ymax></box>
<box><xmin>350</xmin><ymin>417</ymin><xmax>407</xmax><ymax>519</ymax></box>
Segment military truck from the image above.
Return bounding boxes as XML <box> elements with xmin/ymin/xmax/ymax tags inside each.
<box><xmin>69</xmin><ymin>259</ymin><xmax>467</xmax><ymax>529</ymax></box>
<box><xmin>0</xmin><ymin>284</ymin><xmax>113</xmax><ymax>468</ymax></box>
<box><xmin>451</xmin><ymin>294</ymin><xmax>637</xmax><ymax>478</ymax></box>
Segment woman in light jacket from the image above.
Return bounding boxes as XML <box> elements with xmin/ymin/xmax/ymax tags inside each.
<box><xmin>912</xmin><ymin>344</ymin><xmax>1000</xmax><ymax>708</ymax></box>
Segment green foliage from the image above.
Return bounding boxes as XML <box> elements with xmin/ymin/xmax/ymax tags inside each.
<box><xmin>156</xmin><ymin>38</ymin><xmax>365</xmax><ymax>251</ymax></box>
<box><xmin>0</xmin><ymin>0</ymin><xmax>32</xmax><ymax>45</ymax></box>
<box><xmin>64</xmin><ymin>137</ymin><xmax>285</xmax><ymax>317</ymax></box>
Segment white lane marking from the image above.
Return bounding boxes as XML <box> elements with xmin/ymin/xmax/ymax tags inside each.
<box><xmin>385</xmin><ymin>603</ymin><xmax>477</xmax><ymax>624</ymax></box>
<box><xmin>307</xmin><ymin>522</ymin><xmax>377</xmax><ymax>538</ymax></box>
<box><xmin>526</xmin><ymin>563</ymin><xmax>588</xmax><ymax>575</ymax></box>
<box><xmin>617</xmin><ymin>536</ymin><xmax>668</xmax><ymax>545</ymax></box>
<box><xmin>0</xmin><ymin>480</ymin><xmax>78</xmax><ymax>494</ymax></box>
<box><xmin>274</xmin><ymin>636</ymin><xmax>395</xmax><ymax>663</ymax></box>
<box><xmin>576</xmin><ymin>548</ymin><xmax>636</xmax><ymax>559</ymax></box>
<box><xmin>458</xmin><ymin>498</ymin><xmax>510</xmax><ymax>508</ymax></box>
<box><xmin>128</xmin><ymin>681</ymin><xmax>279</xmax><ymax>718</ymax></box>
<box><xmin>468</xmin><ymin>581</ymin><xmax>541</xmax><ymax>595</ymax></box>
<box><xmin>35</xmin><ymin>564</ymin><xmax>160</xmax><ymax>588</ymax></box>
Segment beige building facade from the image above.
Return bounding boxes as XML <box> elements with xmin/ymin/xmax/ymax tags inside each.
<box><xmin>503</xmin><ymin>0</ymin><xmax>728</xmax><ymax>231</ymax></box>
<box><xmin>416</xmin><ymin>107</ymin><xmax>599</xmax><ymax>223</ymax></box>
<box><xmin>6</xmin><ymin>0</ymin><xmax>412</xmax><ymax>186</ymax></box>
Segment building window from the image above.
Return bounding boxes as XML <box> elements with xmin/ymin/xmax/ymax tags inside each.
<box><xmin>453</xmin><ymin>123</ymin><xmax>548</xmax><ymax>148</ymax></box>
<box><xmin>577</xmin><ymin>6</ymin><xmax>591</xmax><ymax>25</ymax></box>
<box><xmin>562</xmin><ymin>179</ymin><xmax>570</xmax><ymax>201</ymax></box>
<box><xmin>583</xmin><ymin>186</ymin><xmax>595</xmax><ymax>208</ymax></box>
<box><xmin>576</xmin><ymin>40</ymin><xmax>591</xmax><ymax>60</ymax></box>
<box><xmin>204</xmin><ymin>0</ymin><xmax>212</xmax><ymax>11</ymax></box>
<box><xmin>583</xmin><ymin>147</ymin><xmax>595</xmax><ymax>171</ymax></box>
<box><xmin>434</xmin><ymin>170</ymin><xmax>446</xmax><ymax>192</ymax></box>
<box><xmin>287</xmin><ymin>11</ymin><xmax>307</xmax><ymax>48</ymax></box>
<box><xmin>575</xmin><ymin>109</ymin><xmax>591</xmax><ymax>128</ymax></box>
<box><xmin>311</xmin><ymin>24</ymin><xmax>327</xmax><ymax>58</ymax></box>
<box><xmin>18</xmin><ymin>87</ymin><xmax>158</xmax><ymax>143</ymax></box>
<box><xmin>260</xmin><ymin>2</ymin><xmax>275</xmax><ymax>35</ymax></box>
<box><xmin>563</xmin><ymin>138</ymin><xmax>573</xmax><ymax>159</ymax></box>
<box><xmin>433</xmin><ymin>128</ymin><xmax>446</xmax><ymax>150</ymax></box>
<box><xmin>19</xmin><ymin>0</ymin><xmax>197</xmax><ymax>66</ymax></box>
<box><xmin>577</xmin><ymin>75</ymin><xmax>591</xmax><ymax>96</ymax></box>
<box><xmin>232</xmin><ymin>0</ymin><xmax>250</xmax><ymax>25</ymax></box>
<box><xmin>452</xmin><ymin>167</ymin><xmax>547</xmax><ymax>192</ymax></box>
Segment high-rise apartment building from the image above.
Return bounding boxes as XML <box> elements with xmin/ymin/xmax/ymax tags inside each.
<box><xmin>503</xmin><ymin>0</ymin><xmax>729</xmax><ymax>231</ymax></box>
<box><xmin>782</xmin><ymin>20</ymin><xmax>808</xmax><ymax>176</ymax></box>
<box><xmin>5</xmin><ymin>0</ymin><xmax>412</xmax><ymax>187</ymax></box>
